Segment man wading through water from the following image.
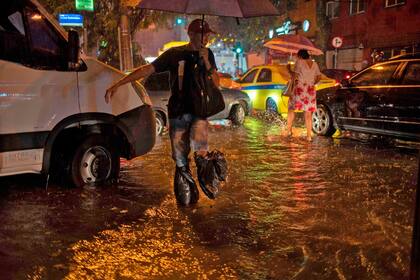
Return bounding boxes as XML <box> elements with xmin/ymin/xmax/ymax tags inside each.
<box><xmin>105</xmin><ymin>19</ymin><xmax>227</xmax><ymax>206</ymax></box>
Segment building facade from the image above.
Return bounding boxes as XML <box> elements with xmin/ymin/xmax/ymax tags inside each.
<box><xmin>266</xmin><ymin>0</ymin><xmax>328</xmax><ymax>67</ymax></box>
<box><xmin>326</xmin><ymin>0</ymin><xmax>420</xmax><ymax>70</ymax></box>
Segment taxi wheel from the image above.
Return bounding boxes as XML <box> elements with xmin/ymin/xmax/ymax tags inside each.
<box><xmin>266</xmin><ymin>98</ymin><xmax>278</xmax><ymax>114</ymax></box>
<box><xmin>312</xmin><ymin>104</ymin><xmax>336</xmax><ymax>136</ymax></box>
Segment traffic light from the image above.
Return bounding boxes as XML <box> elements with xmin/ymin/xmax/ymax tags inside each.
<box><xmin>233</xmin><ymin>42</ymin><xmax>243</xmax><ymax>54</ymax></box>
<box><xmin>175</xmin><ymin>17</ymin><xmax>185</xmax><ymax>25</ymax></box>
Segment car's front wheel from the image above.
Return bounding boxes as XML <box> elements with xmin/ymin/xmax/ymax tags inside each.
<box><xmin>229</xmin><ymin>103</ymin><xmax>246</xmax><ymax>125</ymax></box>
<box><xmin>312</xmin><ymin>104</ymin><xmax>336</xmax><ymax>136</ymax></box>
<box><xmin>69</xmin><ymin>135</ymin><xmax>120</xmax><ymax>187</ymax></box>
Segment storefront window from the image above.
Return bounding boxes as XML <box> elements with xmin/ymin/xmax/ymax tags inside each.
<box><xmin>385</xmin><ymin>0</ymin><xmax>405</xmax><ymax>7</ymax></box>
<box><xmin>350</xmin><ymin>0</ymin><xmax>365</xmax><ymax>14</ymax></box>
<box><xmin>326</xmin><ymin>1</ymin><xmax>340</xmax><ymax>19</ymax></box>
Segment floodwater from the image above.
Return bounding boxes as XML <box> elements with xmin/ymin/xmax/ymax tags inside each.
<box><xmin>0</xmin><ymin>117</ymin><xmax>418</xmax><ymax>279</ymax></box>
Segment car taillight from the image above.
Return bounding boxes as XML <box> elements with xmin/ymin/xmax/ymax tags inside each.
<box><xmin>345</xmin><ymin>74</ymin><xmax>351</xmax><ymax>79</ymax></box>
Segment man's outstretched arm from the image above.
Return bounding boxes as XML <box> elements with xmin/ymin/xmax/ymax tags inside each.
<box><xmin>105</xmin><ymin>64</ymin><xmax>155</xmax><ymax>103</ymax></box>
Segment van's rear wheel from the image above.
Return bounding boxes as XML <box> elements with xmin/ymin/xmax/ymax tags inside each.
<box><xmin>155</xmin><ymin>112</ymin><xmax>165</xmax><ymax>136</ymax></box>
<box><xmin>69</xmin><ymin>135</ymin><xmax>119</xmax><ymax>187</ymax></box>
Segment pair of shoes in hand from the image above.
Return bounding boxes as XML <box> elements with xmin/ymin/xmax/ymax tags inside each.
<box><xmin>194</xmin><ymin>150</ymin><xmax>227</xmax><ymax>200</ymax></box>
<box><xmin>174</xmin><ymin>150</ymin><xmax>228</xmax><ymax>205</ymax></box>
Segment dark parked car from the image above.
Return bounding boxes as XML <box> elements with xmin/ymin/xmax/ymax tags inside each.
<box><xmin>321</xmin><ymin>69</ymin><xmax>358</xmax><ymax>83</ymax></box>
<box><xmin>313</xmin><ymin>53</ymin><xmax>420</xmax><ymax>141</ymax></box>
<box><xmin>143</xmin><ymin>72</ymin><xmax>252</xmax><ymax>135</ymax></box>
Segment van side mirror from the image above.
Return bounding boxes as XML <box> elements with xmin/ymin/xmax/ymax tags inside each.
<box><xmin>67</xmin><ymin>30</ymin><xmax>80</xmax><ymax>69</ymax></box>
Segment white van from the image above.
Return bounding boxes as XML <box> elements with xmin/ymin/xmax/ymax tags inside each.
<box><xmin>0</xmin><ymin>0</ymin><xmax>155</xmax><ymax>186</ymax></box>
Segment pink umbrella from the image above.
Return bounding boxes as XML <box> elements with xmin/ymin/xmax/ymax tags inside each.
<box><xmin>264</xmin><ymin>34</ymin><xmax>324</xmax><ymax>56</ymax></box>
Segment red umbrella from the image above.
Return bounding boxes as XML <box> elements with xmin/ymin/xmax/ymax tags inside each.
<box><xmin>264</xmin><ymin>34</ymin><xmax>323</xmax><ymax>56</ymax></box>
<box><xmin>136</xmin><ymin>0</ymin><xmax>279</xmax><ymax>18</ymax></box>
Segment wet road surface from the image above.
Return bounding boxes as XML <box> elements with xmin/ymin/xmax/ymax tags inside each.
<box><xmin>0</xmin><ymin>116</ymin><xmax>418</xmax><ymax>279</ymax></box>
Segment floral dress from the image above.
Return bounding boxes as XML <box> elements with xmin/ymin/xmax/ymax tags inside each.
<box><xmin>288</xmin><ymin>58</ymin><xmax>321</xmax><ymax>112</ymax></box>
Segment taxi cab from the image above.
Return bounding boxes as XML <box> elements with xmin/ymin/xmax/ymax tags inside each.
<box><xmin>237</xmin><ymin>64</ymin><xmax>336</xmax><ymax>118</ymax></box>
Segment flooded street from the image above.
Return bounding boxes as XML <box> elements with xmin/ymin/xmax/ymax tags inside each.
<box><xmin>0</xmin><ymin>117</ymin><xmax>417</xmax><ymax>280</ymax></box>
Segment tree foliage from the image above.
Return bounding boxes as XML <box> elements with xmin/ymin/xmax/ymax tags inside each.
<box><xmin>39</xmin><ymin>0</ymin><xmax>173</xmax><ymax>68</ymax></box>
<box><xmin>315</xmin><ymin>0</ymin><xmax>331</xmax><ymax>69</ymax></box>
<box><xmin>207</xmin><ymin>0</ymin><xmax>283</xmax><ymax>54</ymax></box>
<box><xmin>39</xmin><ymin>0</ymin><xmax>285</xmax><ymax>65</ymax></box>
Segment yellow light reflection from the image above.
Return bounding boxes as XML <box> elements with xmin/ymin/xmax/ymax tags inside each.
<box><xmin>65</xmin><ymin>197</ymin><xmax>238</xmax><ymax>279</ymax></box>
<box><xmin>31</xmin><ymin>14</ymin><xmax>42</xmax><ymax>20</ymax></box>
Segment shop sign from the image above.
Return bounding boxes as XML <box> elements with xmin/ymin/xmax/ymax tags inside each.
<box><xmin>275</xmin><ymin>19</ymin><xmax>299</xmax><ymax>35</ymax></box>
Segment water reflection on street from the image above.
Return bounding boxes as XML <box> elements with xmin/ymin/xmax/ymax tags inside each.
<box><xmin>0</xmin><ymin>117</ymin><xmax>417</xmax><ymax>279</ymax></box>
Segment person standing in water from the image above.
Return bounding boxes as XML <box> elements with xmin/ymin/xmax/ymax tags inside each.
<box><xmin>287</xmin><ymin>49</ymin><xmax>321</xmax><ymax>141</ymax></box>
<box><xmin>105</xmin><ymin>19</ymin><xmax>221</xmax><ymax>205</ymax></box>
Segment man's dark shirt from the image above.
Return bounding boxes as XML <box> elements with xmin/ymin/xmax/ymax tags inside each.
<box><xmin>152</xmin><ymin>45</ymin><xmax>217</xmax><ymax>118</ymax></box>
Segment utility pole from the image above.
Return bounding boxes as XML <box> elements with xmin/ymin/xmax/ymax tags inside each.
<box><xmin>82</xmin><ymin>10</ymin><xmax>88</xmax><ymax>55</ymax></box>
<box><xmin>75</xmin><ymin>0</ymin><xmax>93</xmax><ymax>55</ymax></box>
<box><xmin>118</xmin><ymin>6</ymin><xmax>133</xmax><ymax>72</ymax></box>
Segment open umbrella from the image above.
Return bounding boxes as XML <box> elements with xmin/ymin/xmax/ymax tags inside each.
<box><xmin>135</xmin><ymin>0</ymin><xmax>279</xmax><ymax>46</ymax></box>
<box><xmin>264</xmin><ymin>34</ymin><xmax>323</xmax><ymax>56</ymax></box>
<box><xmin>135</xmin><ymin>0</ymin><xmax>280</xmax><ymax>18</ymax></box>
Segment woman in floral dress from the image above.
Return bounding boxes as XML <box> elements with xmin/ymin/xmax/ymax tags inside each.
<box><xmin>287</xmin><ymin>49</ymin><xmax>322</xmax><ymax>141</ymax></box>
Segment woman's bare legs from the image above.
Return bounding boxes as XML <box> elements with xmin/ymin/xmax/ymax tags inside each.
<box><xmin>304</xmin><ymin>111</ymin><xmax>313</xmax><ymax>141</ymax></box>
<box><xmin>287</xmin><ymin>110</ymin><xmax>295</xmax><ymax>136</ymax></box>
